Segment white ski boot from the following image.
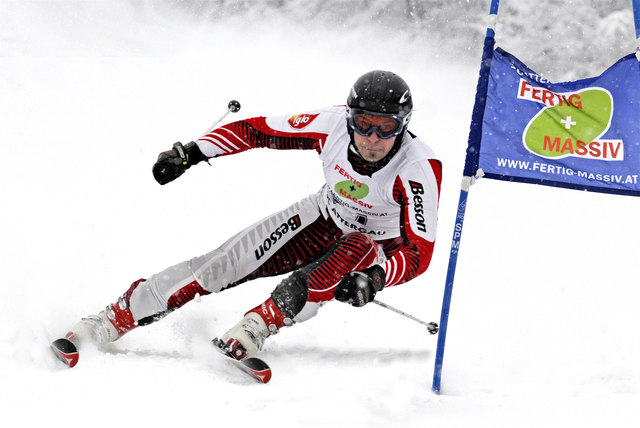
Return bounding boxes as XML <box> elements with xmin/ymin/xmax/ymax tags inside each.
<box><xmin>219</xmin><ymin>312</ymin><xmax>270</xmax><ymax>360</ymax></box>
<box><xmin>69</xmin><ymin>296</ymin><xmax>138</xmax><ymax>347</ymax></box>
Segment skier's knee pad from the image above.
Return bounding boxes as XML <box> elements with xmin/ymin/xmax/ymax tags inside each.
<box><xmin>271</xmin><ymin>270</ymin><xmax>309</xmax><ymax>319</ymax></box>
<box><xmin>336</xmin><ymin>232</ymin><xmax>383</xmax><ymax>268</ymax></box>
<box><xmin>339</xmin><ymin>232</ymin><xmax>378</xmax><ymax>254</ymax></box>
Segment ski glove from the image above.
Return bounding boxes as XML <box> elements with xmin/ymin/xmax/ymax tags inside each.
<box><xmin>334</xmin><ymin>265</ymin><xmax>385</xmax><ymax>307</ymax></box>
<box><xmin>152</xmin><ymin>141</ymin><xmax>208</xmax><ymax>185</ymax></box>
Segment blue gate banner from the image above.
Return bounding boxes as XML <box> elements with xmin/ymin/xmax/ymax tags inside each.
<box><xmin>477</xmin><ymin>48</ymin><xmax>640</xmax><ymax>196</ymax></box>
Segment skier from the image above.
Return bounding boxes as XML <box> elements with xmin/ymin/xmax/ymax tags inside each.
<box><xmin>51</xmin><ymin>70</ymin><xmax>442</xmax><ymax>368</ymax></box>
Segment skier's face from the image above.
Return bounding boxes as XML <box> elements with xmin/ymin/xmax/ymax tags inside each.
<box><xmin>353</xmin><ymin>132</ymin><xmax>396</xmax><ymax>162</ymax></box>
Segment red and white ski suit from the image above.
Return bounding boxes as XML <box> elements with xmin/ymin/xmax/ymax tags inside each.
<box><xmin>125</xmin><ymin>106</ymin><xmax>441</xmax><ymax>324</ymax></box>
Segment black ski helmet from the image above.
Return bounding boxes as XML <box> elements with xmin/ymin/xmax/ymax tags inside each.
<box><xmin>347</xmin><ymin>70</ymin><xmax>413</xmax><ymax>119</ymax></box>
<box><xmin>345</xmin><ymin>71</ymin><xmax>413</xmax><ymax>168</ymax></box>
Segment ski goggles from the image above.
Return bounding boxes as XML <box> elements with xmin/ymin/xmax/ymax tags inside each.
<box><xmin>347</xmin><ymin>108</ymin><xmax>410</xmax><ymax>139</ymax></box>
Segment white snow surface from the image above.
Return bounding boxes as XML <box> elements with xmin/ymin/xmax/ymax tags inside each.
<box><xmin>1</xmin><ymin>2</ymin><xmax>639</xmax><ymax>427</ymax></box>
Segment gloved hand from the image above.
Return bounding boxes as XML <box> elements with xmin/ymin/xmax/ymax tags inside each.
<box><xmin>152</xmin><ymin>141</ymin><xmax>208</xmax><ymax>185</ymax></box>
<box><xmin>334</xmin><ymin>265</ymin><xmax>385</xmax><ymax>307</ymax></box>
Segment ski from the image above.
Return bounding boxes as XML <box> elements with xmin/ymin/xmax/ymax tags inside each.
<box><xmin>211</xmin><ymin>337</ymin><xmax>272</xmax><ymax>384</ymax></box>
<box><xmin>50</xmin><ymin>337</ymin><xmax>79</xmax><ymax>368</ymax></box>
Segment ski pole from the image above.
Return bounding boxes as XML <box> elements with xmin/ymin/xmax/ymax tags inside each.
<box><xmin>202</xmin><ymin>100</ymin><xmax>241</xmax><ymax>135</ymax></box>
<box><xmin>372</xmin><ymin>299</ymin><xmax>439</xmax><ymax>334</ymax></box>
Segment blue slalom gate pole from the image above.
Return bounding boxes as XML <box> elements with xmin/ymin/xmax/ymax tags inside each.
<box><xmin>633</xmin><ymin>0</ymin><xmax>640</xmax><ymax>58</ymax></box>
<box><xmin>431</xmin><ymin>0</ymin><xmax>500</xmax><ymax>394</ymax></box>
<box><xmin>431</xmin><ymin>186</ymin><xmax>470</xmax><ymax>394</ymax></box>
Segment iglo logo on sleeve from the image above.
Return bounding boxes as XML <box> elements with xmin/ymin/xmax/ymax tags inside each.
<box><xmin>288</xmin><ymin>113</ymin><xmax>319</xmax><ymax>129</ymax></box>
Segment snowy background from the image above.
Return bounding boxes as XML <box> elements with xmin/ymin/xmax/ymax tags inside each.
<box><xmin>1</xmin><ymin>1</ymin><xmax>639</xmax><ymax>427</ymax></box>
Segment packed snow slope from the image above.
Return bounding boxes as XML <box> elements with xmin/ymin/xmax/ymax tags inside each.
<box><xmin>1</xmin><ymin>2</ymin><xmax>638</xmax><ymax>427</ymax></box>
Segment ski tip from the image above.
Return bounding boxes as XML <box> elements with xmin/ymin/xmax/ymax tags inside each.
<box><xmin>50</xmin><ymin>338</ymin><xmax>79</xmax><ymax>368</ymax></box>
<box><xmin>252</xmin><ymin>368</ymin><xmax>272</xmax><ymax>384</ymax></box>
<box><xmin>244</xmin><ymin>358</ymin><xmax>272</xmax><ymax>384</ymax></box>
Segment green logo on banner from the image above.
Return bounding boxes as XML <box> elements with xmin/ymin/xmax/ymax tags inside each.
<box><xmin>335</xmin><ymin>180</ymin><xmax>369</xmax><ymax>200</ymax></box>
<box><xmin>520</xmin><ymin>85</ymin><xmax>623</xmax><ymax>161</ymax></box>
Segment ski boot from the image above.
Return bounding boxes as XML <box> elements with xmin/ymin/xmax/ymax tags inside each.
<box><xmin>50</xmin><ymin>295</ymin><xmax>138</xmax><ymax>368</ymax></box>
<box><xmin>214</xmin><ymin>297</ymin><xmax>292</xmax><ymax>360</ymax></box>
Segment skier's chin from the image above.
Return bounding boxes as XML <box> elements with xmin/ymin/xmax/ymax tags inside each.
<box><xmin>360</xmin><ymin>150</ymin><xmax>386</xmax><ymax>162</ymax></box>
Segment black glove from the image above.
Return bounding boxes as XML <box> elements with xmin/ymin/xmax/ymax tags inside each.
<box><xmin>152</xmin><ymin>141</ymin><xmax>208</xmax><ymax>185</ymax></box>
<box><xmin>334</xmin><ymin>265</ymin><xmax>385</xmax><ymax>307</ymax></box>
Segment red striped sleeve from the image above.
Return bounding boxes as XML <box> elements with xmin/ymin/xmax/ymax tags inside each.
<box><xmin>196</xmin><ymin>117</ymin><xmax>326</xmax><ymax>158</ymax></box>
